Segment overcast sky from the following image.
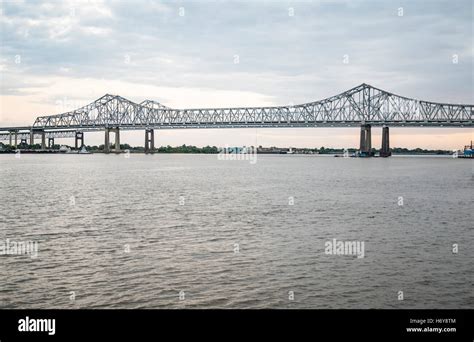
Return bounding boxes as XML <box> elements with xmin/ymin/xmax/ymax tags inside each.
<box><xmin>0</xmin><ymin>0</ymin><xmax>472</xmax><ymax>149</ymax></box>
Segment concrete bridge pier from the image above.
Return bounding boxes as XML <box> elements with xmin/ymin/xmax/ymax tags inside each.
<box><xmin>104</xmin><ymin>128</ymin><xmax>110</xmax><ymax>153</ymax></box>
<box><xmin>104</xmin><ymin>127</ymin><xmax>120</xmax><ymax>153</ymax></box>
<box><xmin>114</xmin><ymin>128</ymin><xmax>120</xmax><ymax>151</ymax></box>
<box><xmin>8</xmin><ymin>131</ymin><xmax>13</xmax><ymax>147</ymax></box>
<box><xmin>75</xmin><ymin>131</ymin><xmax>84</xmax><ymax>149</ymax></box>
<box><xmin>145</xmin><ymin>128</ymin><xmax>154</xmax><ymax>153</ymax></box>
<box><xmin>48</xmin><ymin>137</ymin><xmax>55</xmax><ymax>149</ymax></box>
<box><xmin>380</xmin><ymin>126</ymin><xmax>391</xmax><ymax>157</ymax></box>
<box><xmin>40</xmin><ymin>131</ymin><xmax>46</xmax><ymax>149</ymax></box>
<box><xmin>359</xmin><ymin>124</ymin><xmax>373</xmax><ymax>157</ymax></box>
<box><xmin>10</xmin><ymin>131</ymin><xmax>19</xmax><ymax>148</ymax></box>
<box><xmin>30</xmin><ymin>130</ymin><xmax>34</xmax><ymax>146</ymax></box>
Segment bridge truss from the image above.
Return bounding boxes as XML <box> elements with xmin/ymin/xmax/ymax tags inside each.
<box><xmin>0</xmin><ymin>83</ymin><xmax>472</xmax><ymax>143</ymax></box>
<box><xmin>28</xmin><ymin>83</ymin><xmax>473</xmax><ymax>130</ymax></box>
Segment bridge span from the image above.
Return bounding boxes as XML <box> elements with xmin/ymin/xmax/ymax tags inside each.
<box><xmin>0</xmin><ymin>83</ymin><xmax>472</xmax><ymax>156</ymax></box>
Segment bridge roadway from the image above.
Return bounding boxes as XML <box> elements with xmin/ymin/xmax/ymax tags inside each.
<box><xmin>0</xmin><ymin>84</ymin><xmax>472</xmax><ymax>155</ymax></box>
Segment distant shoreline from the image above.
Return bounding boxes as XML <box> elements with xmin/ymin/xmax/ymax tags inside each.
<box><xmin>0</xmin><ymin>142</ymin><xmax>461</xmax><ymax>156</ymax></box>
<box><xmin>0</xmin><ymin>151</ymin><xmax>461</xmax><ymax>157</ymax></box>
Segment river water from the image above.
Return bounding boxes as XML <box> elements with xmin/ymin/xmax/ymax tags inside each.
<box><xmin>0</xmin><ymin>154</ymin><xmax>472</xmax><ymax>308</ymax></box>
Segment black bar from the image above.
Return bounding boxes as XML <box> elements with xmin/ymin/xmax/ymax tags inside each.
<box><xmin>0</xmin><ymin>309</ymin><xmax>472</xmax><ymax>341</ymax></box>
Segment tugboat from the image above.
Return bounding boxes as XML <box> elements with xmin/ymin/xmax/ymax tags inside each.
<box><xmin>458</xmin><ymin>141</ymin><xmax>473</xmax><ymax>158</ymax></box>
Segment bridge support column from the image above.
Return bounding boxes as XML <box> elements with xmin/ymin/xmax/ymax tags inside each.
<box><xmin>145</xmin><ymin>128</ymin><xmax>154</xmax><ymax>153</ymax></box>
<box><xmin>104</xmin><ymin>127</ymin><xmax>120</xmax><ymax>153</ymax></box>
<box><xmin>75</xmin><ymin>131</ymin><xmax>84</xmax><ymax>149</ymax></box>
<box><xmin>380</xmin><ymin>126</ymin><xmax>391</xmax><ymax>157</ymax></box>
<box><xmin>40</xmin><ymin>131</ymin><xmax>46</xmax><ymax>149</ymax></box>
<box><xmin>359</xmin><ymin>124</ymin><xmax>373</xmax><ymax>157</ymax></box>
<box><xmin>30</xmin><ymin>130</ymin><xmax>34</xmax><ymax>146</ymax></box>
<box><xmin>48</xmin><ymin>137</ymin><xmax>55</xmax><ymax>149</ymax></box>
<box><xmin>104</xmin><ymin>128</ymin><xmax>110</xmax><ymax>153</ymax></box>
<box><xmin>9</xmin><ymin>132</ymin><xmax>12</xmax><ymax>147</ymax></box>
<box><xmin>14</xmin><ymin>131</ymin><xmax>18</xmax><ymax>148</ymax></box>
<box><xmin>114</xmin><ymin>127</ymin><xmax>120</xmax><ymax>151</ymax></box>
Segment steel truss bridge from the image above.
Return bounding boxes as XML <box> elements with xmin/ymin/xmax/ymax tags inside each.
<box><xmin>0</xmin><ymin>83</ymin><xmax>472</xmax><ymax>155</ymax></box>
